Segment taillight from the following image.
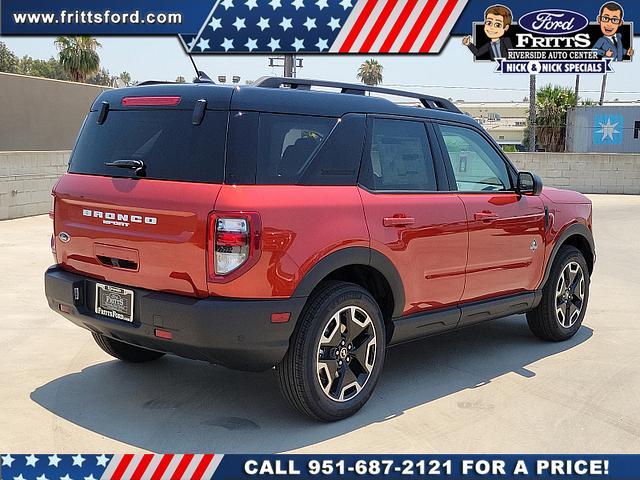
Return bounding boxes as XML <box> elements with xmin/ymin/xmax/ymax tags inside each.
<box><xmin>207</xmin><ymin>212</ymin><xmax>261</xmax><ymax>281</ymax></box>
<box><xmin>121</xmin><ymin>96</ymin><xmax>181</xmax><ymax>106</ymax></box>
<box><xmin>50</xmin><ymin>194</ymin><xmax>57</xmax><ymax>261</ymax></box>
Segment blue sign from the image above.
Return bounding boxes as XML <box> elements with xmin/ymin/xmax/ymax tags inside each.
<box><xmin>594</xmin><ymin>114</ymin><xmax>625</xmax><ymax>145</ymax></box>
<box><xmin>518</xmin><ymin>9</ymin><xmax>590</xmax><ymax>36</ymax></box>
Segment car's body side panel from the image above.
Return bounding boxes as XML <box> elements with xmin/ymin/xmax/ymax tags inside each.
<box><xmin>209</xmin><ymin>185</ymin><xmax>370</xmax><ymax>298</ymax></box>
<box><xmin>360</xmin><ymin>190</ymin><xmax>469</xmax><ymax>316</ymax></box>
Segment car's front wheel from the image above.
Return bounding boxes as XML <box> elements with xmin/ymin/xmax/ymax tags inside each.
<box><xmin>527</xmin><ymin>245</ymin><xmax>590</xmax><ymax>341</ymax></box>
<box><xmin>277</xmin><ymin>281</ymin><xmax>386</xmax><ymax>421</ymax></box>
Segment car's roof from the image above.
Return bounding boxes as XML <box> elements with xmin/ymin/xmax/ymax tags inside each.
<box><xmin>91</xmin><ymin>79</ymin><xmax>476</xmax><ymax>126</ymax></box>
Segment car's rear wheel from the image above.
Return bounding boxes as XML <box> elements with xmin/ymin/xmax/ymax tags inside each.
<box><xmin>527</xmin><ymin>245</ymin><xmax>590</xmax><ymax>341</ymax></box>
<box><xmin>92</xmin><ymin>332</ymin><xmax>165</xmax><ymax>363</ymax></box>
<box><xmin>277</xmin><ymin>281</ymin><xmax>386</xmax><ymax>421</ymax></box>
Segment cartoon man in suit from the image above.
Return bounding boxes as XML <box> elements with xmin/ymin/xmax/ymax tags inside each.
<box><xmin>463</xmin><ymin>5</ymin><xmax>513</xmax><ymax>61</ymax></box>
<box><xmin>593</xmin><ymin>2</ymin><xmax>634</xmax><ymax>61</ymax></box>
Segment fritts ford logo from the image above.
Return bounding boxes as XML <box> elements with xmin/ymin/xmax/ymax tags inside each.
<box><xmin>463</xmin><ymin>2</ymin><xmax>634</xmax><ymax>74</ymax></box>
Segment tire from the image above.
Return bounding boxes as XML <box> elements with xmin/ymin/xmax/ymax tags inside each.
<box><xmin>527</xmin><ymin>245</ymin><xmax>590</xmax><ymax>341</ymax></box>
<box><xmin>92</xmin><ymin>332</ymin><xmax>165</xmax><ymax>363</ymax></box>
<box><xmin>277</xmin><ymin>281</ymin><xmax>386</xmax><ymax>422</ymax></box>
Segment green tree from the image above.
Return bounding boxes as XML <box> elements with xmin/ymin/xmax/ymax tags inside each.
<box><xmin>88</xmin><ymin>67</ymin><xmax>117</xmax><ymax>87</ymax></box>
<box><xmin>17</xmin><ymin>56</ymin><xmax>69</xmax><ymax>80</ymax></box>
<box><xmin>175</xmin><ymin>76</ymin><xmax>186</xmax><ymax>83</ymax></box>
<box><xmin>55</xmin><ymin>36</ymin><xmax>101</xmax><ymax>83</ymax></box>
<box><xmin>118</xmin><ymin>71</ymin><xmax>132</xmax><ymax>86</ymax></box>
<box><xmin>357</xmin><ymin>59</ymin><xmax>383</xmax><ymax>87</ymax></box>
<box><xmin>524</xmin><ymin>84</ymin><xmax>578</xmax><ymax>152</ymax></box>
<box><xmin>0</xmin><ymin>42</ymin><xmax>19</xmax><ymax>73</ymax></box>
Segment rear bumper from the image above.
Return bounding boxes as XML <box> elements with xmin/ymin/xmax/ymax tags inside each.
<box><xmin>44</xmin><ymin>266</ymin><xmax>306</xmax><ymax>371</ymax></box>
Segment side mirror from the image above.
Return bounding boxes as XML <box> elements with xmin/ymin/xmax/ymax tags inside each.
<box><xmin>517</xmin><ymin>171</ymin><xmax>543</xmax><ymax>196</ymax></box>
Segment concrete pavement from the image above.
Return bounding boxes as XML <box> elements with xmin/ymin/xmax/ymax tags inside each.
<box><xmin>1</xmin><ymin>195</ymin><xmax>639</xmax><ymax>453</ymax></box>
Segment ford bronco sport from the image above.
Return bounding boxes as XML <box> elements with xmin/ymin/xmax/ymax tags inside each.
<box><xmin>45</xmin><ymin>77</ymin><xmax>595</xmax><ymax>421</ymax></box>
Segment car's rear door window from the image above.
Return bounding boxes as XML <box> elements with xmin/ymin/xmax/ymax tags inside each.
<box><xmin>360</xmin><ymin>118</ymin><xmax>437</xmax><ymax>192</ymax></box>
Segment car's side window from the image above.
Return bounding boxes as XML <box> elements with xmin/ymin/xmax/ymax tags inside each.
<box><xmin>436</xmin><ymin>124</ymin><xmax>512</xmax><ymax>192</ymax></box>
<box><xmin>360</xmin><ymin>118</ymin><xmax>437</xmax><ymax>192</ymax></box>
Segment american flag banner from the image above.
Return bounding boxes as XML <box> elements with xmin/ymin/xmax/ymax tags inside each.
<box><xmin>179</xmin><ymin>0</ymin><xmax>469</xmax><ymax>54</ymax></box>
<box><xmin>0</xmin><ymin>454</ymin><xmax>223</xmax><ymax>480</ymax></box>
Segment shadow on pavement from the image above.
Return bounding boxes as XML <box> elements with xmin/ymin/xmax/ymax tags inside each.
<box><xmin>31</xmin><ymin>315</ymin><xmax>593</xmax><ymax>452</ymax></box>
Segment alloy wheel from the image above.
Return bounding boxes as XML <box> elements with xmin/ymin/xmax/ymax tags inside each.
<box><xmin>555</xmin><ymin>261</ymin><xmax>585</xmax><ymax>328</ymax></box>
<box><xmin>315</xmin><ymin>306</ymin><xmax>377</xmax><ymax>402</ymax></box>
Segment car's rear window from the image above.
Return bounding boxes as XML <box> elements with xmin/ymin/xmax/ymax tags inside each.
<box><xmin>69</xmin><ymin>109</ymin><xmax>227</xmax><ymax>183</ymax></box>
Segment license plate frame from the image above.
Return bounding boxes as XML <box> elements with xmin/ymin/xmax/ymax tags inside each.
<box><xmin>95</xmin><ymin>283</ymin><xmax>134</xmax><ymax>323</ymax></box>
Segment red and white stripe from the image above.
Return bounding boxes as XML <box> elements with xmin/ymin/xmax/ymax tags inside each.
<box><xmin>330</xmin><ymin>0</ymin><xmax>469</xmax><ymax>53</ymax></box>
<box><xmin>100</xmin><ymin>454</ymin><xmax>224</xmax><ymax>480</ymax></box>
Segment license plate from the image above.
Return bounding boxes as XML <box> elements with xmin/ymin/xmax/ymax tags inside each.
<box><xmin>95</xmin><ymin>283</ymin><xmax>134</xmax><ymax>322</ymax></box>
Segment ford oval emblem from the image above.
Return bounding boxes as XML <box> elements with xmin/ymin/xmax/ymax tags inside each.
<box><xmin>519</xmin><ymin>9</ymin><xmax>589</xmax><ymax>36</ymax></box>
<box><xmin>58</xmin><ymin>232</ymin><xmax>71</xmax><ymax>243</ymax></box>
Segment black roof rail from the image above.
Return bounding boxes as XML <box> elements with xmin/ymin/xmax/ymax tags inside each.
<box><xmin>253</xmin><ymin>76</ymin><xmax>461</xmax><ymax>114</ymax></box>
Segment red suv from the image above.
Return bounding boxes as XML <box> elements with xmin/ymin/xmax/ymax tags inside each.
<box><xmin>45</xmin><ymin>77</ymin><xmax>595</xmax><ymax>421</ymax></box>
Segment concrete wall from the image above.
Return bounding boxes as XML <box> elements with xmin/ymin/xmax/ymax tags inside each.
<box><xmin>0</xmin><ymin>151</ymin><xmax>69</xmax><ymax>220</ymax></box>
<box><xmin>0</xmin><ymin>151</ymin><xmax>639</xmax><ymax>220</ymax></box>
<box><xmin>508</xmin><ymin>152</ymin><xmax>640</xmax><ymax>195</ymax></box>
<box><xmin>0</xmin><ymin>73</ymin><xmax>108</xmax><ymax>151</ymax></box>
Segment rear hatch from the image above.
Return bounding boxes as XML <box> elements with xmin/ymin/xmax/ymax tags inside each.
<box><xmin>53</xmin><ymin>84</ymin><xmax>233</xmax><ymax>297</ymax></box>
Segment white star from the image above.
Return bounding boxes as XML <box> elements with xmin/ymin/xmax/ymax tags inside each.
<box><xmin>292</xmin><ymin>38</ymin><xmax>305</xmax><ymax>51</ymax></box>
<box><xmin>340</xmin><ymin>0</ymin><xmax>352</xmax><ymax>8</ymax></box>
<box><xmin>96</xmin><ymin>455</ymin><xmax>109</xmax><ymax>467</ymax></box>
<box><xmin>72</xmin><ymin>454</ymin><xmax>85</xmax><ymax>467</ymax></box>
<box><xmin>196</xmin><ymin>37</ymin><xmax>210</xmax><ymax>51</ymax></box>
<box><xmin>292</xmin><ymin>0</ymin><xmax>305</xmax><ymax>10</ymax></box>
<box><xmin>13</xmin><ymin>475</ymin><xmax>26</xmax><ymax>480</ymax></box>
<box><xmin>267</xmin><ymin>37</ymin><xmax>281</xmax><ymax>51</ymax></box>
<box><xmin>84</xmin><ymin>475</ymin><xmax>96</xmax><ymax>480</ymax></box>
<box><xmin>328</xmin><ymin>17</ymin><xmax>341</xmax><ymax>31</ymax></box>
<box><xmin>221</xmin><ymin>0</ymin><xmax>235</xmax><ymax>9</ymax></box>
<box><xmin>303</xmin><ymin>17</ymin><xmax>317</xmax><ymax>30</ymax></box>
<box><xmin>257</xmin><ymin>17</ymin><xmax>270</xmax><ymax>30</ymax></box>
<box><xmin>245</xmin><ymin>0</ymin><xmax>258</xmax><ymax>9</ymax></box>
<box><xmin>280</xmin><ymin>17</ymin><xmax>293</xmax><ymax>31</ymax></box>
<box><xmin>1</xmin><ymin>454</ymin><xmax>14</xmax><ymax>467</ymax></box>
<box><xmin>60</xmin><ymin>475</ymin><xmax>73</xmax><ymax>480</ymax></box>
<box><xmin>269</xmin><ymin>0</ymin><xmax>282</xmax><ymax>9</ymax></box>
<box><xmin>36</xmin><ymin>474</ymin><xmax>49</xmax><ymax>480</ymax></box>
<box><xmin>596</xmin><ymin>117</ymin><xmax>621</xmax><ymax>141</ymax></box>
<box><xmin>221</xmin><ymin>38</ymin><xmax>234</xmax><ymax>51</ymax></box>
<box><xmin>208</xmin><ymin>17</ymin><xmax>222</xmax><ymax>31</ymax></box>
<box><xmin>316</xmin><ymin>0</ymin><xmax>329</xmax><ymax>9</ymax></box>
<box><xmin>48</xmin><ymin>455</ymin><xmax>61</xmax><ymax>467</ymax></box>
<box><xmin>245</xmin><ymin>38</ymin><xmax>258</xmax><ymax>51</ymax></box>
<box><xmin>25</xmin><ymin>454</ymin><xmax>39</xmax><ymax>467</ymax></box>
<box><xmin>316</xmin><ymin>38</ymin><xmax>329</xmax><ymax>51</ymax></box>
<box><xmin>187</xmin><ymin>37</ymin><xmax>197</xmax><ymax>49</ymax></box>
<box><xmin>232</xmin><ymin>17</ymin><xmax>246</xmax><ymax>31</ymax></box>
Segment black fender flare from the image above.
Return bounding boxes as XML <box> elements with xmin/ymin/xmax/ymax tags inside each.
<box><xmin>292</xmin><ymin>247</ymin><xmax>406</xmax><ymax>318</ymax></box>
<box><xmin>540</xmin><ymin>223</ymin><xmax>595</xmax><ymax>289</ymax></box>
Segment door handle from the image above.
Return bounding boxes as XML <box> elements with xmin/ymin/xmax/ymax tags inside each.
<box><xmin>474</xmin><ymin>211</ymin><xmax>499</xmax><ymax>222</ymax></box>
<box><xmin>383</xmin><ymin>216</ymin><xmax>415</xmax><ymax>227</ymax></box>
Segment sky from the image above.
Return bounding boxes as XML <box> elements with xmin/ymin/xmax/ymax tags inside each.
<box><xmin>3</xmin><ymin>35</ymin><xmax>640</xmax><ymax>103</ymax></box>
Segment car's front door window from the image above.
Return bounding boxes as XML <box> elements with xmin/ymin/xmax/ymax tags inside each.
<box><xmin>437</xmin><ymin>124</ymin><xmax>511</xmax><ymax>192</ymax></box>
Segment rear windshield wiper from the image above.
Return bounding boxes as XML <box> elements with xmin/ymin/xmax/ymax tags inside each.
<box><xmin>104</xmin><ymin>159</ymin><xmax>146</xmax><ymax>177</ymax></box>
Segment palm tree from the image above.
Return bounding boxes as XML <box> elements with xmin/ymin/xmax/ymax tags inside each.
<box><xmin>533</xmin><ymin>84</ymin><xmax>578</xmax><ymax>152</ymax></box>
<box><xmin>55</xmin><ymin>36</ymin><xmax>101</xmax><ymax>83</ymax></box>
<box><xmin>357</xmin><ymin>59</ymin><xmax>383</xmax><ymax>87</ymax></box>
